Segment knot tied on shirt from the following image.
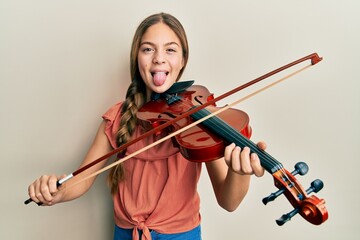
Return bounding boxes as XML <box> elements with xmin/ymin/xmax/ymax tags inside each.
<box><xmin>138</xmin><ymin>221</ymin><xmax>145</xmax><ymax>230</ymax></box>
<box><xmin>133</xmin><ymin>222</ymin><xmax>152</xmax><ymax>240</ymax></box>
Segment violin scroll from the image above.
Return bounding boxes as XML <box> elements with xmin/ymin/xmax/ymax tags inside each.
<box><xmin>263</xmin><ymin>162</ymin><xmax>328</xmax><ymax>225</ymax></box>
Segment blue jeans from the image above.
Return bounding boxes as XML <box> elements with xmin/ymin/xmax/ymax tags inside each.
<box><xmin>113</xmin><ymin>225</ymin><xmax>202</xmax><ymax>240</ymax></box>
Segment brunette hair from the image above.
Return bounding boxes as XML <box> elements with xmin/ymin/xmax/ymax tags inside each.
<box><xmin>108</xmin><ymin>13</ymin><xmax>189</xmax><ymax>194</ymax></box>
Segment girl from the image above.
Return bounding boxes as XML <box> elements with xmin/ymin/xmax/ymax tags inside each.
<box><xmin>28</xmin><ymin>12</ymin><xmax>266</xmax><ymax>240</ymax></box>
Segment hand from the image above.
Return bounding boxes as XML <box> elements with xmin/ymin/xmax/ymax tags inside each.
<box><xmin>224</xmin><ymin>142</ymin><xmax>266</xmax><ymax>177</ymax></box>
<box><xmin>28</xmin><ymin>174</ymin><xmax>66</xmax><ymax>206</ymax></box>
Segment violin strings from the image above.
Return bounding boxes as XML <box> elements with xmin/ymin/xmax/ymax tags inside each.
<box><xmin>172</xmin><ymin>95</ymin><xmax>284</xmax><ymax>172</ymax></box>
<box><xmin>191</xmin><ymin>108</ymin><xmax>283</xmax><ymax>173</ymax></box>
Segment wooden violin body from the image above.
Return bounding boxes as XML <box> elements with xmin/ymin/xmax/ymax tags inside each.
<box><xmin>137</xmin><ymin>85</ymin><xmax>252</xmax><ymax>162</ymax></box>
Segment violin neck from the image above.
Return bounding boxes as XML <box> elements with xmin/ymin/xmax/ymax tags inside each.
<box><xmin>191</xmin><ymin>108</ymin><xmax>283</xmax><ymax>174</ymax></box>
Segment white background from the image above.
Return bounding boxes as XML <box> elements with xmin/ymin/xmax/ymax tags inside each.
<box><xmin>1</xmin><ymin>0</ymin><xmax>359</xmax><ymax>239</ymax></box>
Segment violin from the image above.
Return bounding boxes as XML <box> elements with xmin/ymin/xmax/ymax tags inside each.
<box><xmin>24</xmin><ymin>53</ymin><xmax>328</xmax><ymax>226</ymax></box>
<box><xmin>137</xmin><ymin>83</ymin><xmax>328</xmax><ymax>226</ymax></box>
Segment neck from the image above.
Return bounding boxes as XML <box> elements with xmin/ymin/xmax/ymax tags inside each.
<box><xmin>191</xmin><ymin>108</ymin><xmax>283</xmax><ymax>174</ymax></box>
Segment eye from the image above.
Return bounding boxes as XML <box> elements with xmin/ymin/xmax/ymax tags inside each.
<box><xmin>141</xmin><ymin>47</ymin><xmax>154</xmax><ymax>53</ymax></box>
<box><xmin>166</xmin><ymin>48</ymin><xmax>177</xmax><ymax>53</ymax></box>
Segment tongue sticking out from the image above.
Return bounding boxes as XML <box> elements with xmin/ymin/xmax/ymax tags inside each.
<box><xmin>153</xmin><ymin>72</ymin><xmax>167</xmax><ymax>86</ymax></box>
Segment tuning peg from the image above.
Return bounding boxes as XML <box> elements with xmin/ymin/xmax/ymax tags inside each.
<box><xmin>263</xmin><ymin>162</ymin><xmax>309</xmax><ymax>205</ymax></box>
<box><xmin>291</xmin><ymin>162</ymin><xmax>309</xmax><ymax>176</ymax></box>
<box><xmin>276</xmin><ymin>208</ymin><xmax>300</xmax><ymax>226</ymax></box>
<box><xmin>306</xmin><ymin>179</ymin><xmax>324</xmax><ymax>195</ymax></box>
<box><xmin>262</xmin><ymin>188</ymin><xmax>285</xmax><ymax>205</ymax></box>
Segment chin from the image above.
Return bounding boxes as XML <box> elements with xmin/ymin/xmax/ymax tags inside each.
<box><xmin>152</xmin><ymin>85</ymin><xmax>169</xmax><ymax>94</ymax></box>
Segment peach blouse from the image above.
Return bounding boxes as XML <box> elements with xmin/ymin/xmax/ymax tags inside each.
<box><xmin>102</xmin><ymin>102</ymin><xmax>202</xmax><ymax>240</ymax></box>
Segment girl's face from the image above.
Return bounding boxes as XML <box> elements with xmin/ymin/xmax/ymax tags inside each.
<box><xmin>137</xmin><ymin>22</ymin><xmax>185</xmax><ymax>98</ymax></box>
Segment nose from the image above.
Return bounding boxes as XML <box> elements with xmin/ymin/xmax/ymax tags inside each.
<box><xmin>153</xmin><ymin>51</ymin><xmax>165</xmax><ymax>64</ymax></box>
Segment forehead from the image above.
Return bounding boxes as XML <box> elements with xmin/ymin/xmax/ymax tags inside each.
<box><xmin>141</xmin><ymin>22</ymin><xmax>181</xmax><ymax>45</ymax></box>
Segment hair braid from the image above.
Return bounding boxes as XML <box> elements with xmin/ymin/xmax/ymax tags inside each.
<box><xmin>107</xmin><ymin>77</ymin><xmax>146</xmax><ymax>194</ymax></box>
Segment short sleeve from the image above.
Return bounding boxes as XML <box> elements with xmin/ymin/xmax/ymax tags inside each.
<box><xmin>102</xmin><ymin>102</ymin><xmax>123</xmax><ymax>149</ymax></box>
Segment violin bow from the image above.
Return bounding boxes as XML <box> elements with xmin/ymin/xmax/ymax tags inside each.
<box><xmin>67</xmin><ymin>61</ymin><xmax>314</xmax><ymax>189</ymax></box>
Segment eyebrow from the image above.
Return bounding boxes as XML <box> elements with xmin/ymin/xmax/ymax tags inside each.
<box><xmin>140</xmin><ymin>41</ymin><xmax>181</xmax><ymax>47</ymax></box>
